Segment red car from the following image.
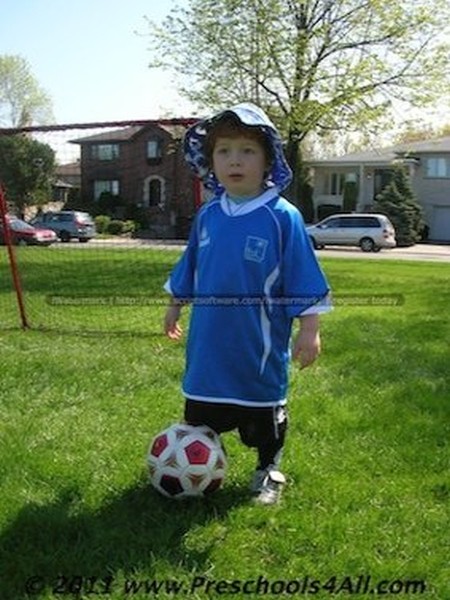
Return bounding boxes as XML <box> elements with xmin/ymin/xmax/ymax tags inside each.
<box><xmin>0</xmin><ymin>216</ymin><xmax>57</xmax><ymax>246</ymax></box>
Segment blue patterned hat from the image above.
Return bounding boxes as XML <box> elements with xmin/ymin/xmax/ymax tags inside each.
<box><xmin>183</xmin><ymin>102</ymin><xmax>293</xmax><ymax>194</ymax></box>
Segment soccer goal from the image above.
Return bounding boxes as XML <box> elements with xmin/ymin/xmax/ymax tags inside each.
<box><xmin>0</xmin><ymin>119</ymin><xmax>202</xmax><ymax>333</ymax></box>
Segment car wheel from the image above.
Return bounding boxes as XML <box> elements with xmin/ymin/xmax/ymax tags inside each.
<box><xmin>360</xmin><ymin>237</ymin><xmax>375</xmax><ymax>252</ymax></box>
<box><xmin>59</xmin><ymin>231</ymin><xmax>71</xmax><ymax>243</ymax></box>
<box><xmin>309</xmin><ymin>236</ymin><xmax>324</xmax><ymax>250</ymax></box>
<box><xmin>78</xmin><ymin>238</ymin><xmax>89</xmax><ymax>243</ymax></box>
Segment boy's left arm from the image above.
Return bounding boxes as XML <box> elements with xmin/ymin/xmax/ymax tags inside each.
<box><xmin>292</xmin><ymin>314</ymin><xmax>321</xmax><ymax>369</ymax></box>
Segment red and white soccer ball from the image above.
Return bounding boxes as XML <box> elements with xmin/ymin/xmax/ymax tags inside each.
<box><xmin>147</xmin><ymin>423</ymin><xmax>227</xmax><ymax>499</ymax></box>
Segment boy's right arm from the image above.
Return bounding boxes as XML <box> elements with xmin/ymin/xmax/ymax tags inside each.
<box><xmin>164</xmin><ymin>299</ymin><xmax>183</xmax><ymax>340</ymax></box>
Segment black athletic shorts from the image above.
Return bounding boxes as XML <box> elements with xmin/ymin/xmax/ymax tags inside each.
<box><xmin>184</xmin><ymin>399</ymin><xmax>288</xmax><ymax>448</ymax></box>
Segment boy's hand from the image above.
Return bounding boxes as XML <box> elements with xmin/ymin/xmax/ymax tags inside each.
<box><xmin>164</xmin><ymin>304</ymin><xmax>183</xmax><ymax>340</ymax></box>
<box><xmin>292</xmin><ymin>314</ymin><xmax>321</xmax><ymax>369</ymax></box>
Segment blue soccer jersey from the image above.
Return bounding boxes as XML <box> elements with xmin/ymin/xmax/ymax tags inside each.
<box><xmin>165</xmin><ymin>188</ymin><xmax>331</xmax><ymax>407</ymax></box>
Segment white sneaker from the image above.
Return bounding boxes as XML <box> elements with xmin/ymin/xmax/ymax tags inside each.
<box><xmin>250</xmin><ymin>468</ymin><xmax>286</xmax><ymax>505</ymax></box>
<box><xmin>250</xmin><ymin>469</ymin><xmax>267</xmax><ymax>494</ymax></box>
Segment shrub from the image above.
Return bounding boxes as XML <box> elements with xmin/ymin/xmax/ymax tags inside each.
<box><xmin>374</xmin><ymin>166</ymin><xmax>425</xmax><ymax>246</ymax></box>
<box><xmin>124</xmin><ymin>204</ymin><xmax>150</xmax><ymax>229</ymax></box>
<box><xmin>96</xmin><ymin>192</ymin><xmax>126</xmax><ymax>218</ymax></box>
<box><xmin>94</xmin><ymin>215</ymin><xmax>111</xmax><ymax>234</ymax></box>
<box><xmin>107</xmin><ymin>220</ymin><xmax>125</xmax><ymax>235</ymax></box>
<box><xmin>94</xmin><ymin>216</ymin><xmax>136</xmax><ymax>236</ymax></box>
<box><xmin>122</xmin><ymin>220</ymin><xmax>136</xmax><ymax>235</ymax></box>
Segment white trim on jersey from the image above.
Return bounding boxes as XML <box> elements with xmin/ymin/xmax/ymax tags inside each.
<box><xmin>184</xmin><ymin>391</ymin><xmax>288</xmax><ymax>408</ymax></box>
<box><xmin>220</xmin><ymin>188</ymin><xmax>279</xmax><ymax>216</ymax></box>
<box><xmin>260</xmin><ymin>265</ymin><xmax>280</xmax><ymax>374</ymax></box>
<box><xmin>300</xmin><ymin>292</ymin><xmax>333</xmax><ymax>315</ymax></box>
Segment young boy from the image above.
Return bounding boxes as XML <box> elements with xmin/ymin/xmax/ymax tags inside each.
<box><xmin>164</xmin><ymin>103</ymin><xmax>331</xmax><ymax>504</ymax></box>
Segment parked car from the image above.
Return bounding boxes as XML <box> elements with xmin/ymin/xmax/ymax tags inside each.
<box><xmin>306</xmin><ymin>213</ymin><xmax>396</xmax><ymax>252</ymax></box>
<box><xmin>30</xmin><ymin>210</ymin><xmax>96</xmax><ymax>242</ymax></box>
<box><xmin>0</xmin><ymin>216</ymin><xmax>57</xmax><ymax>246</ymax></box>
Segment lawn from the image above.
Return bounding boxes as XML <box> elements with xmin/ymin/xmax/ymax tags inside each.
<box><xmin>0</xmin><ymin>247</ymin><xmax>449</xmax><ymax>599</ymax></box>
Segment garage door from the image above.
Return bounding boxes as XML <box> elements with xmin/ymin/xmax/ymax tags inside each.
<box><xmin>431</xmin><ymin>206</ymin><xmax>450</xmax><ymax>242</ymax></box>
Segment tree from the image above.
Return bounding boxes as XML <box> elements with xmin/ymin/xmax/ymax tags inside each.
<box><xmin>374</xmin><ymin>165</ymin><xmax>425</xmax><ymax>246</ymax></box>
<box><xmin>395</xmin><ymin>121</ymin><xmax>450</xmax><ymax>145</ymax></box>
<box><xmin>0</xmin><ymin>135</ymin><xmax>55</xmax><ymax>216</ymax></box>
<box><xmin>145</xmin><ymin>0</ymin><xmax>450</xmax><ymax>204</ymax></box>
<box><xmin>0</xmin><ymin>55</ymin><xmax>54</xmax><ymax>127</ymax></box>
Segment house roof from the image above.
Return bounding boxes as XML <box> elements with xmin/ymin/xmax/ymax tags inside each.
<box><xmin>308</xmin><ymin>135</ymin><xmax>450</xmax><ymax>167</ymax></box>
<box><xmin>70</xmin><ymin>126</ymin><xmax>144</xmax><ymax>144</ymax></box>
<box><xmin>70</xmin><ymin>120</ymin><xmax>197</xmax><ymax>145</ymax></box>
<box><xmin>55</xmin><ymin>161</ymin><xmax>81</xmax><ymax>175</ymax></box>
<box><xmin>53</xmin><ymin>178</ymin><xmax>75</xmax><ymax>189</ymax></box>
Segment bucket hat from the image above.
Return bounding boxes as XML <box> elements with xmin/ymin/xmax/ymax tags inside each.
<box><xmin>183</xmin><ymin>102</ymin><xmax>293</xmax><ymax>194</ymax></box>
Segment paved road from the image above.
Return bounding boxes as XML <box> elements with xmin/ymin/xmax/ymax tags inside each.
<box><xmin>56</xmin><ymin>238</ymin><xmax>450</xmax><ymax>262</ymax></box>
<box><xmin>315</xmin><ymin>244</ymin><xmax>450</xmax><ymax>262</ymax></box>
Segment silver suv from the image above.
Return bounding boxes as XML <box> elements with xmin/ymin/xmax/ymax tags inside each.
<box><xmin>306</xmin><ymin>213</ymin><xmax>396</xmax><ymax>252</ymax></box>
<box><xmin>31</xmin><ymin>211</ymin><xmax>96</xmax><ymax>242</ymax></box>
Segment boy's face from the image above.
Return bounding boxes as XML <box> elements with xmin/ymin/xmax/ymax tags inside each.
<box><xmin>211</xmin><ymin>134</ymin><xmax>269</xmax><ymax>198</ymax></box>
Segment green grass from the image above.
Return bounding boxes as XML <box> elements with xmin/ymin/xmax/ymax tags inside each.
<box><xmin>0</xmin><ymin>248</ymin><xmax>449</xmax><ymax>599</ymax></box>
<box><xmin>0</xmin><ymin>245</ymin><xmax>173</xmax><ymax>333</ymax></box>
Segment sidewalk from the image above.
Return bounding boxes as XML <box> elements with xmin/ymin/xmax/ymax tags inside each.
<box><xmin>395</xmin><ymin>243</ymin><xmax>450</xmax><ymax>255</ymax></box>
<box><xmin>317</xmin><ymin>243</ymin><xmax>450</xmax><ymax>262</ymax></box>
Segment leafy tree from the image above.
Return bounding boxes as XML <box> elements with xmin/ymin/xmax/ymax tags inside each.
<box><xmin>0</xmin><ymin>135</ymin><xmax>55</xmax><ymax>215</ymax></box>
<box><xmin>374</xmin><ymin>165</ymin><xmax>425</xmax><ymax>246</ymax></box>
<box><xmin>395</xmin><ymin>121</ymin><xmax>450</xmax><ymax>145</ymax></box>
<box><xmin>146</xmin><ymin>0</ymin><xmax>450</xmax><ymax>201</ymax></box>
<box><xmin>0</xmin><ymin>55</ymin><xmax>54</xmax><ymax>127</ymax></box>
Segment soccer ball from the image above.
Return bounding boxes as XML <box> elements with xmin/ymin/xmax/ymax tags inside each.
<box><xmin>147</xmin><ymin>423</ymin><xmax>227</xmax><ymax>499</ymax></box>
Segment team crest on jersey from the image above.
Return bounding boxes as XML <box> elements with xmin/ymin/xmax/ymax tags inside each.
<box><xmin>244</xmin><ymin>236</ymin><xmax>268</xmax><ymax>263</ymax></box>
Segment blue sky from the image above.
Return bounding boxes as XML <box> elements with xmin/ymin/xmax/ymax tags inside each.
<box><xmin>1</xmin><ymin>0</ymin><xmax>195</xmax><ymax>124</ymax></box>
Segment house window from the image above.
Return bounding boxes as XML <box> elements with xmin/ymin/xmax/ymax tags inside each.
<box><xmin>147</xmin><ymin>138</ymin><xmax>163</xmax><ymax>163</ymax></box>
<box><xmin>329</xmin><ymin>172</ymin><xmax>345</xmax><ymax>195</ymax></box>
<box><xmin>91</xmin><ymin>144</ymin><xmax>119</xmax><ymax>160</ymax></box>
<box><xmin>426</xmin><ymin>157</ymin><xmax>450</xmax><ymax>178</ymax></box>
<box><xmin>94</xmin><ymin>180</ymin><xmax>120</xmax><ymax>200</ymax></box>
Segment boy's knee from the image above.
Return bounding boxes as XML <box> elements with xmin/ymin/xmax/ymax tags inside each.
<box><xmin>239</xmin><ymin>406</ymin><xmax>288</xmax><ymax>447</ymax></box>
<box><xmin>239</xmin><ymin>421</ymin><xmax>260</xmax><ymax>447</ymax></box>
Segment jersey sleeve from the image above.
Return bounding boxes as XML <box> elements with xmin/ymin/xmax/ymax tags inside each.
<box><xmin>280</xmin><ymin>207</ymin><xmax>331</xmax><ymax>318</ymax></box>
<box><xmin>163</xmin><ymin>214</ymin><xmax>200</xmax><ymax>300</ymax></box>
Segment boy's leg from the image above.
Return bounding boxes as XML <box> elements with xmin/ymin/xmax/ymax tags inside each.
<box><xmin>239</xmin><ymin>405</ymin><xmax>288</xmax><ymax>469</ymax></box>
<box><xmin>256</xmin><ymin>431</ymin><xmax>285</xmax><ymax>472</ymax></box>
<box><xmin>239</xmin><ymin>405</ymin><xmax>288</xmax><ymax>504</ymax></box>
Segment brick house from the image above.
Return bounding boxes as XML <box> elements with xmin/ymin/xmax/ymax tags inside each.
<box><xmin>71</xmin><ymin>119</ymin><xmax>201</xmax><ymax>238</ymax></box>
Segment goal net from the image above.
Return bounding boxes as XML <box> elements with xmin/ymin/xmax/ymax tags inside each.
<box><xmin>0</xmin><ymin>119</ymin><xmax>201</xmax><ymax>334</ymax></box>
